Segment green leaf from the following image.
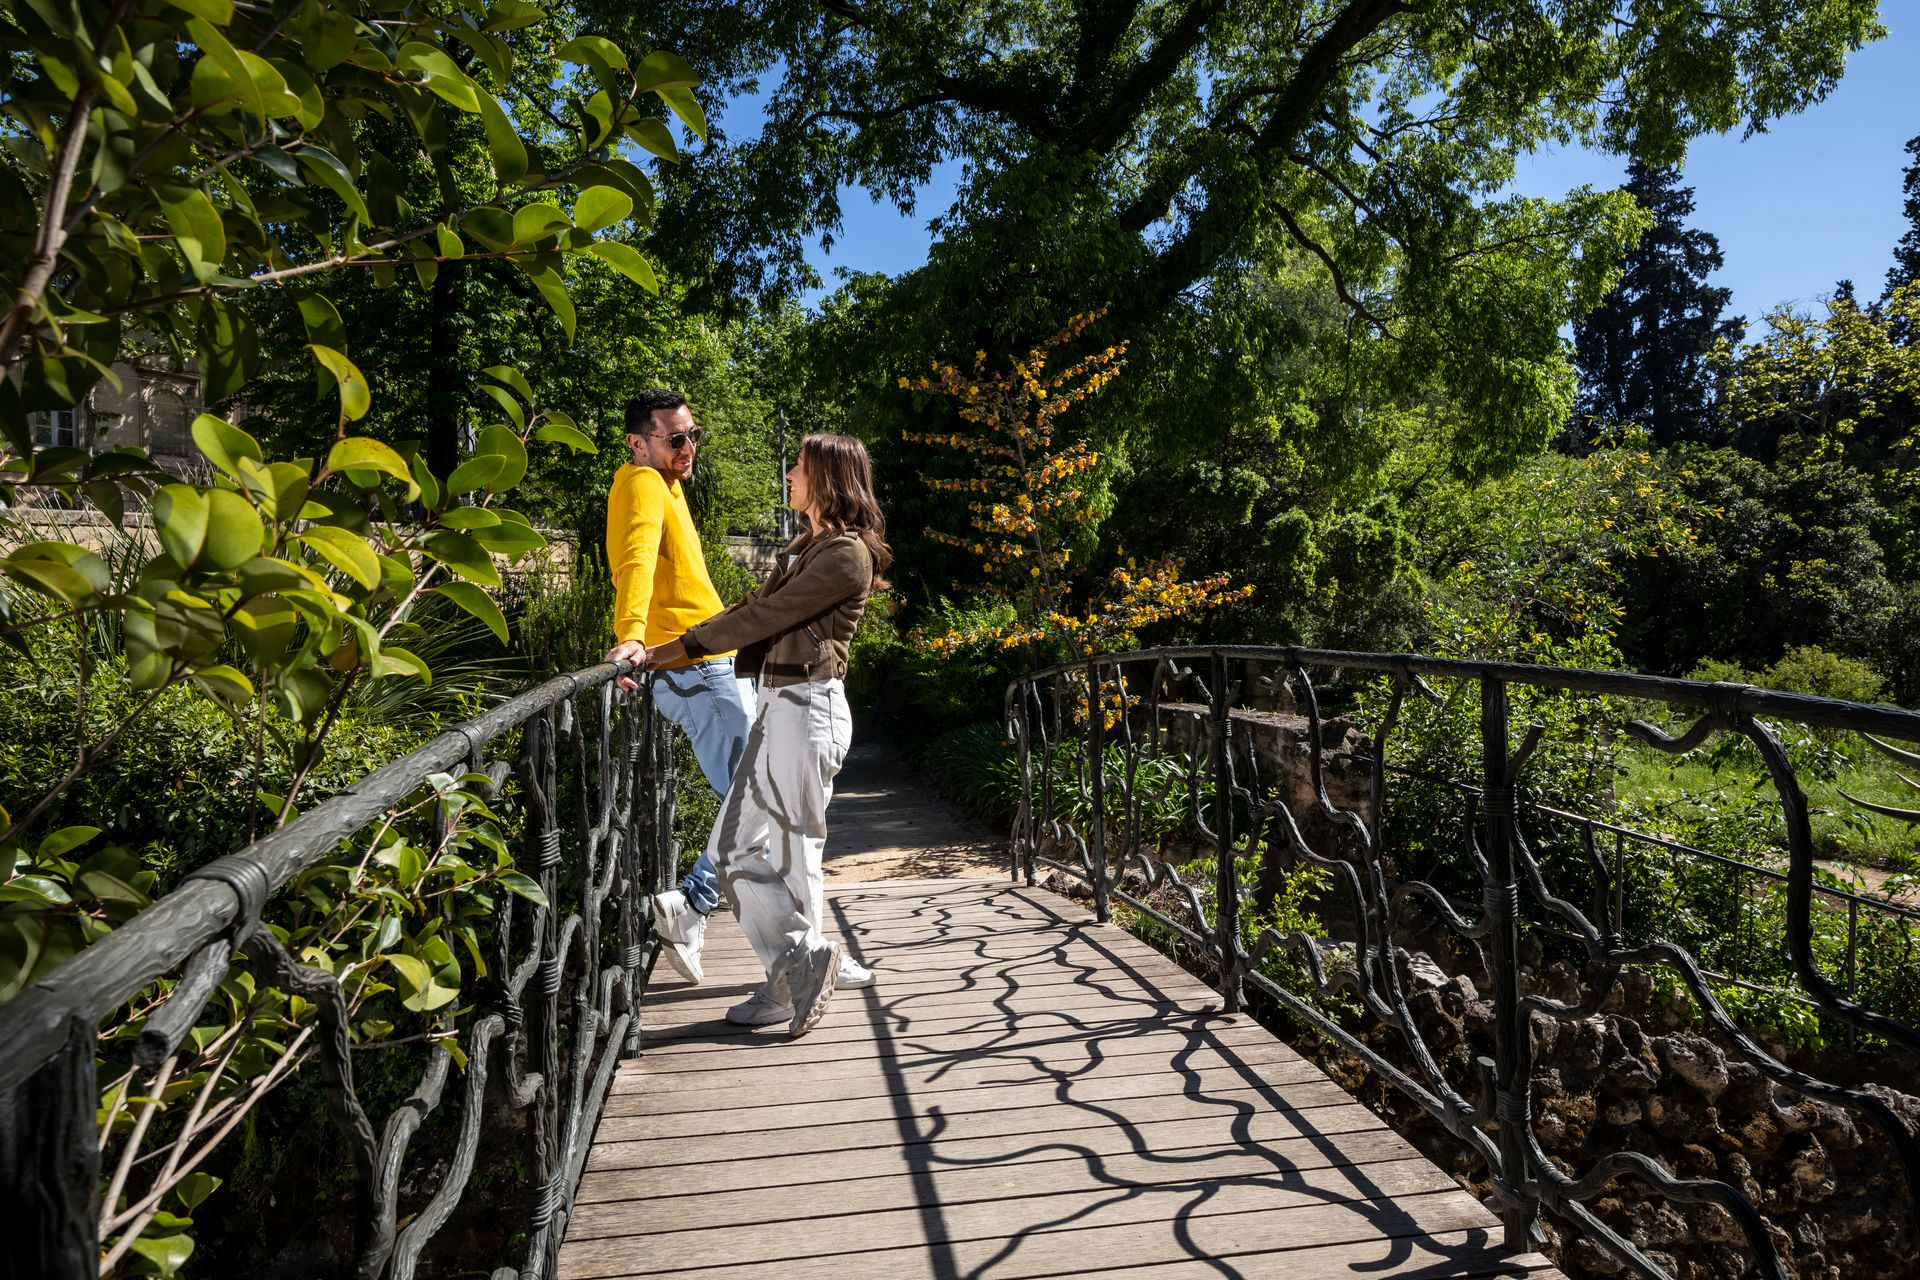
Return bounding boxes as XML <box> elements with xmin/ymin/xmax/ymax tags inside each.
<box><xmin>373</xmin><ymin>645</ymin><xmax>431</xmax><ymax>683</ymax></box>
<box><xmin>201</xmin><ymin>488</ymin><xmax>264</xmax><ymax>569</ymax></box>
<box><xmin>632</xmin><ymin>51</ymin><xmax>699</xmax><ymax>93</ymax></box>
<box><xmin>1</xmin><ymin>557</ymin><xmax>97</xmax><ymax>606</ymax></box>
<box><xmin>326</xmin><ymin>436</ymin><xmax>415</xmax><ymax>494</ymax></box>
<box><xmin>521</xmin><ymin>265</ymin><xmax>576</xmax><ymax>340</ymax></box>
<box><xmin>156</xmin><ymin>185</ymin><xmax>225</xmax><ymax>284</ymax></box>
<box><xmin>297</xmin><ymin>526</ymin><xmax>381</xmax><ymax>590</ymax></box>
<box><xmin>398</xmin><ymin>42</ymin><xmax>483</xmax><ymax>113</ymax></box>
<box><xmin>433</xmin><ymin>582</ymin><xmax>507</xmax><ymax>644</ymax></box>
<box><xmin>190</xmin><ymin>663</ymin><xmax>255</xmax><ymax>711</ymax></box>
<box><xmin>573</xmin><ymin>186</ymin><xmax>632</xmax><ymax>233</ymax></box>
<box><xmin>170</xmin><ymin>0</ymin><xmax>233</xmax><ymax>20</ymax></box>
<box><xmin>445</xmin><ymin>453</ymin><xmax>505</xmax><ymax>495</ymax></box>
<box><xmin>0</xmin><ymin>876</ymin><xmax>72</xmax><ymax>906</ymax></box>
<box><xmin>476</xmin><ymin>93</ymin><xmax>528</xmax><ymax>185</ymax></box>
<box><xmin>128</xmin><ymin>1235</ymin><xmax>194</xmax><ymax>1278</ymax></box>
<box><xmin>511</xmin><ymin>203</ymin><xmax>570</xmax><ymax>247</ymax></box>
<box><xmin>658</xmin><ymin>87</ymin><xmax>707</xmax><ymax>142</ymax></box>
<box><xmin>296</xmin><ymin>147</ymin><xmax>371</xmax><ymax>223</ymax></box>
<box><xmin>296</xmin><ymin>293</ymin><xmax>346</xmax><ymax>358</ymax></box>
<box><xmin>425</xmin><ymin>531</ymin><xmax>502</xmax><ymax>586</ymax></box>
<box><xmin>475</xmin><ymin>423</ymin><xmax>528</xmax><ymax>491</ymax></box>
<box><xmin>534</xmin><ymin>418</ymin><xmax>597</xmax><ymax>453</ymax></box>
<box><xmin>497</xmin><ymin>869</ymin><xmax>549</xmax><ymax>907</ymax></box>
<box><xmin>460</xmin><ymin>206</ymin><xmax>514</xmax><ymax>250</ymax></box>
<box><xmin>482</xmin><ymin>365</ymin><xmax>533</xmax><ymax>402</ymax></box>
<box><xmin>478</xmin><ymin>383</ymin><xmax>525</xmax><ymax>432</ymax></box>
<box><xmin>435</xmin><ymin>224</ymin><xmax>464</xmax><ymax>260</ymax></box>
<box><xmin>174</xmin><ymin>1173</ymin><xmax>222</xmax><ymax>1212</ymax></box>
<box><xmin>625</xmin><ymin>118</ymin><xmax>679</xmax><ymax>163</ymax></box>
<box><xmin>585</xmin><ymin>241</ymin><xmax>659</xmax><ymax>293</ymax></box>
<box><xmin>437</xmin><ymin>507</ymin><xmax>501</xmax><ymax>530</ymax></box>
<box><xmin>231</xmin><ymin>596</ymin><xmax>297</xmax><ymax>662</ymax></box>
<box><xmin>470</xmin><ymin>520</ymin><xmax>546</xmax><ymax>557</ymax></box>
<box><xmin>482</xmin><ymin>0</ymin><xmax>546</xmax><ymax>32</ymax></box>
<box><xmin>308</xmin><ymin>345</ymin><xmax>370</xmax><ymax>420</ymax></box>
<box><xmin>39</xmin><ymin>826</ymin><xmax>102</xmax><ymax>859</ymax></box>
<box><xmin>189</xmin><ymin>414</ymin><xmax>263</xmax><ymax>483</ymax></box>
<box><xmin>152</xmin><ymin>484</ymin><xmax>210</xmax><ymax>568</ymax></box>
<box><xmin>557</xmin><ymin>35</ymin><xmax>629</xmax><ymax>77</ymax></box>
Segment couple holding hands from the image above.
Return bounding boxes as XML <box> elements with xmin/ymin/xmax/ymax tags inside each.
<box><xmin>603</xmin><ymin>390</ymin><xmax>889</xmax><ymax>1039</ymax></box>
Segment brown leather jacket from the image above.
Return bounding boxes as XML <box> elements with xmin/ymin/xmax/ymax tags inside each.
<box><xmin>681</xmin><ymin>529</ymin><xmax>874</xmax><ymax>686</ymax></box>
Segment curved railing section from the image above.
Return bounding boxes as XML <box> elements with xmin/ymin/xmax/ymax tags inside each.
<box><xmin>1006</xmin><ymin>647</ymin><xmax>1920</xmax><ymax>1280</ymax></box>
<box><xmin>0</xmin><ymin>662</ymin><xmax>676</xmax><ymax>1280</ymax></box>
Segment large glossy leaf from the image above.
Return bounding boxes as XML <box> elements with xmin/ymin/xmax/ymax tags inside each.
<box><xmin>534</xmin><ymin>419</ymin><xmax>597</xmax><ymax>453</ymax></box>
<box><xmin>189</xmin><ymin>414</ymin><xmax>263</xmax><ymax>482</ymax></box>
<box><xmin>433</xmin><ymin>582</ymin><xmax>507</xmax><ymax>644</ymax></box>
<box><xmin>476</xmin><ymin>93</ymin><xmax>527</xmax><ymax>185</ymax></box>
<box><xmin>445</xmin><ymin>453</ymin><xmax>505</xmax><ymax>495</ymax></box>
<box><xmin>520</xmin><ymin>264</ymin><xmax>575</xmax><ymax>340</ymax></box>
<box><xmin>308</xmin><ymin>345</ymin><xmax>370</xmax><ymax>420</ymax></box>
<box><xmin>201</xmin><ymin>488</ymin><xmax>264</xmax><ymax>569</ymax></box>
<box><xmin>156</xmin><ymin>185</ymin><xmax>225</xmax><ymax>283</ymax></box>
<box><xmin>398</xmin><ymin>42</ymin><xmax>483</xmax><ymax>113</ymax></box>
<box><xmin>295</xmin><ymin>146</ymin><xmax>371</xmax><ymax>223</ymax></box>
<box><xmin>152</xmin><ymin>485</ymin><xmax>210</xmax><ymax>568</ymax></box>
<box><xmin>326</xmin><ymin>437</ymin><xmax>414</xmax><ymax>492</ymax></box>
<box><xmin>585</xmin><ymin>241</ymin><xmax>658</xmax><ymax>293</ymax></box>
<box><xmin>631</xmin><ymin>50</ymin><xmax>698</xmax><ymax>93</ymax></box>
<box><xmin>297</xmin><ymin>526</ymin><xmax>380</xmax><ymax>589</ymax></box>
<box><xmin>482</xmin><ymin>364</ymin><xmax>533</xmax><ymax>402</ymax></box>
<box><xmin>511</xmin><ymin>203</ymin><xmax>570</xmax><ymax>246</ymax></box>
<box><xmin>425</xmin><ymin>531</ymin><xmax>502</xmax><ymax>586</ymax></box>
<box><xmin>475</xmin><ymin>423</ymin><xmax>528</xmax><ymax>491</ymax></box>
<box><xmin>573</xmin><ymin>185</ymin><xmax>632</xmax><ymax>233</ymax></box>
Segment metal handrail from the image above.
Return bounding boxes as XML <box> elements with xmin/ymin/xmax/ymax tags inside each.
<box><xmin>0</xmin><ymin>661</ymin><xmax>678</xmax><ymax>1280</ymax></box>
<box><xmin>1006</xmin><ymin>646</ymin><xmax>1920</xmax><ymax>1280</ymax></box>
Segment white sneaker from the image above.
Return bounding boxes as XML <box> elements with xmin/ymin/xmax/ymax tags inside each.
<box><xmin>652</xmin><ymin>891</ymin><xmax>707</xmax><ymax>984</ymax></box>
<box><xmin>782</xmin><ymin>941</ymin><xmax>841</xmax><ymax>1038</ymax></box>
<box><xmin>725</xmin><ymin>984</ymin><xmax>793</xmax><ymax>1026</ymax></box>
<box><xmin>837</xmin><ymin>954</ymin><xmax>875</xmax><ymax>989</ymax></box>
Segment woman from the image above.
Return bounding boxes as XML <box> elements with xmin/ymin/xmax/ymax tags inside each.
<box><xmin>634</xmin><ymin>433</ymin><xmax>890</xmax><ymax>1037</ymax></box>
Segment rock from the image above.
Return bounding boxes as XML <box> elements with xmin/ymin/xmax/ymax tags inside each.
<box><xmin>1601</xmin><ymin>1096</ymin><xmax>1643</xmax><ymax>1127</ymax></box>
<box><xmin>1658</xmin><ymin>1034</ymin><xmax>1729</xmax><ymax>1100</ymax></box>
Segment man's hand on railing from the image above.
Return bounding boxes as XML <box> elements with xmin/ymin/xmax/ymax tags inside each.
<box><xmin>605</xmin><ymin>640</ymin><xmax>647</xmax><ymax>691</ymax></box>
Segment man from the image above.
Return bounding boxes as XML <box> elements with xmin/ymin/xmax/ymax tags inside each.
<box><xmin>603</xmin><ymin>390</ymin><xmax>872</xmax><ymax>990</ymax></box>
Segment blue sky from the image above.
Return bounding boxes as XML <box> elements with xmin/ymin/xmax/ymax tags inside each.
<box><xmin>794</xmin><ymin>15</ymin><xmax>1920</xmax><ymax>326</ymax></box>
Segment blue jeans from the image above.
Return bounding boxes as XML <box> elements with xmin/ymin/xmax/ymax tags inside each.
<box><xmin>652</xmin><ymin>658</ymin><xmax>752</xmax><ymax>913</ymax></box>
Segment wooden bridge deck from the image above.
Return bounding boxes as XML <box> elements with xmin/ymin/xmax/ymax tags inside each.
<box><xmin>560</xmin><ymin>877</ymin><xmax>1563</xmax><ymax>1280</ymax></box>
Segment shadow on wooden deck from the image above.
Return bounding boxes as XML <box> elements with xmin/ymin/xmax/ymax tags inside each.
<box><xmin>559</xmin><ymin>879</ymin><xmax>1562</xmax><ymax>1279</ymax></box>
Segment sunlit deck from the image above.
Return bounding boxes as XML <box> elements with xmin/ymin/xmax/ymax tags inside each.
<box><xmin>560</xmin><ymin>878</ymin><xmax>1563</xmax><ymax>1279</ymax></box>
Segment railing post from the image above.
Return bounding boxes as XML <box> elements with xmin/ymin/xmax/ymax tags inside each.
<box><xmin>1212</xmin><ymin>650</ymin><xmax>1242</xmax><ymax>1014</ymax></box>
<box><xmin>1086</xmin><ymin>664</ymin><xmax>1109</xmax><ymax>924</ymax></box>
<box><xmin>1014</xmin><ymin>684</ymin><xmax>1035</xmax><ymax>886</ymax></box>
<box><xmin>0</xmin><ymin>1013</ymin><xmax>98</xmax><ymax>1280</ymax></box>
<box><xmin>1480</xmin><ymin>676</ymin><xmax>1538</xmax><ymax>1250</ymax></box>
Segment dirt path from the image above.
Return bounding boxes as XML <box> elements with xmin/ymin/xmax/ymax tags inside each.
<box><xmin>824</xmin><ymin>741</ymin><xmax>1009</xmax><ymax>882</ymax></box>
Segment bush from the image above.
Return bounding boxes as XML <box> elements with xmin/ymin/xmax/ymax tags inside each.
<box><xmin>1760</xmin><ymin>645</ymin><xmax>1887</xmax><ymax>705</ymax></box>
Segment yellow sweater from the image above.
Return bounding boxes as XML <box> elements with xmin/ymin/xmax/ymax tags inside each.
<box><xmin>606</xmin><ymin>464</ymin><xmax>729</xmax><ymax>666</ymax></box>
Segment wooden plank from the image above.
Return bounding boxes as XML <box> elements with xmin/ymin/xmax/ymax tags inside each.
<box><xmin>603</xmin><ymin>1038</ymin><xmax>1310</xmax><ymax>1109</ymax></box>
<box><xmin>559</xmin><ymin>1191</ymin><xmax>1533</xmax><ymax>1279</ymax></box>
<box><xmin>599</xmin><ymin>1055</ymin><xmax>1329</xmax><ymax>1133</ymax></box>
<box><xmin>564</xmin><ymin>1160</ymin><xmax>1470</xmax><ymax>1267</ymax></box>
<box><xmin>563</xmin><ymin>879</ymin><xmax>1562</xmax><ymax>1280</ymax></box>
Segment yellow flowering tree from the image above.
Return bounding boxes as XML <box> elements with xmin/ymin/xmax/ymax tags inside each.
<box><xmin>899</xmin><ymin>308</ymin><xmax>1252</xmax><ymax>665</ymax></box>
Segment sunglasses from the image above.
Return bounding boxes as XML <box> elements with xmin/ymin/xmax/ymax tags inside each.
<box><xmin>645</xmin><ymin>427</ymin><xmax>704</xmax><ymax>450</ymax></box>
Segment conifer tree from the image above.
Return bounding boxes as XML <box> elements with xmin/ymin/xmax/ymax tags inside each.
<box><xmin>1570</xmin><ymin>164</ymin><xmax>1744</xmax><ymax>448</ymax></box>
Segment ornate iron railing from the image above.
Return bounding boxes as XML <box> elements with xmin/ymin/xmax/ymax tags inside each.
<box><xmin>0</xmin><ymin>662</ymin><xmax>676</xmax><ymax>1280</ymax></box>
<box><xmin>1006</xmin><ymin>647</ymin><xmax>1920</xmax><ymax>1280</ymax></box>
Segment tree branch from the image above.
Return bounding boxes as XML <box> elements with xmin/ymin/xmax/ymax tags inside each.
<box><xmin>1273</xmin><ymin>205</ymin><xmax>1395</xmax><ymax>336</ymax></box>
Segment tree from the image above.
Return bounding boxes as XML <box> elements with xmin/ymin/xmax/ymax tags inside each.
<box><xmin>590</xmin><ymin>0</ymin><xmax>1877</xmax><ymax>467</ymax></box>
<box><xmin>1889</xmin><ymin>133</ymin><xmax>1920</xmax><ymax>301</ymax></box>
<box><xmin>1570</xmin><ymin>164</ymin><xmax>1743</xmax><ymax>447</ymax></box>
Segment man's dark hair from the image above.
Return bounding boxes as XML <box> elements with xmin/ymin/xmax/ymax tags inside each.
<box><xmin>624</xmin><ymin>389</ymin><xmax>688</xmax><ymax>434</ymax></box>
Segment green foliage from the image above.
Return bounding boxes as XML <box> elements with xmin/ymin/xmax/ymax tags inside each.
<box><xmin>511</xmin><ymin>558</ymin><xmax>616</xmax><ymax>679</ymax></box>
<box><xmin>1688</xmin><ymin>646</ymin><xmax>1888</xmax><ymax>707</ymax></box>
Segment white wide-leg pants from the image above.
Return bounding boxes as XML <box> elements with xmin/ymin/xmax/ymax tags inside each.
<box><xmin>706</xmin><ymin>678</ymin><xmax>853</xmax><ymax>977</ymax></box>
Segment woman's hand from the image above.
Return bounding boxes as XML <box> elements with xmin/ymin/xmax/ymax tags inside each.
<box><xmin>605</xmin><ymin>639</ymin><xmax>647</xmax><ymax>691</ymax></box>
<box><xmin>644</xmin><ymin>638</ymin><xmax>687</xmax><ymax>670</ymax></box>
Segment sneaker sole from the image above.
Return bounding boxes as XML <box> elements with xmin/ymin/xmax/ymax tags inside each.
<box><xmin>790</xmin><ymin>943</ymin><xmax>842</xmax><ymax>1038</ymax></box>
<box><xmin>658</xmin><ymin>940</ymin><xmax>702</xmax><ymax>984</ymax></box>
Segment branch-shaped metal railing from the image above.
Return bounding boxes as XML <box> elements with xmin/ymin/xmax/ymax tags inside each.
<box><xmin>1007</xmin><ymin>646</ymin><xmax>1920</xmax><ymax>1280</ymax></box>
<box><xmin>0</xmin><ymin>662</ymin><xmax>677</xmax><ymax>1280</ymax></box>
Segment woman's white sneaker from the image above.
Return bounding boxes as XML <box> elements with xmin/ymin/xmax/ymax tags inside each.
<box><xmin>837</xmin><ymin>954</ymin><xmax>875</xmax><ymax>988</ymax></box>
<box><xmin>725</xmin><ymin>985</ymin><xmax>793</xmax><ymax>1026</ymax></box>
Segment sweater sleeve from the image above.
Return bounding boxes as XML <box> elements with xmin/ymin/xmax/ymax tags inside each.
<box><xmin>682</xmin><ymin>538</ymin><xmax>870</xmax><ymax>658</ymax></box>
<box><xmin>608</xmin><ymin>469</ymin><xmax>668</xmax><ymax>643</ymax></box>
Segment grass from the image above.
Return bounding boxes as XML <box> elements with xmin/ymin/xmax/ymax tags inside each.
<box><xmin>1616</xmin><ymin>736</ymin><xmax>1920</xmax><ymax>879</ymax></box>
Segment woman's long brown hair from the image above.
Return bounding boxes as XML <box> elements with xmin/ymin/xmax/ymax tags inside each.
<box><xmin>800</xmin><ymin>433</ymin><xmax>892</xmax><ymax>589</ymax></box>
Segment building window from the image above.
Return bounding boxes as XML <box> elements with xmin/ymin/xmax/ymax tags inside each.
<box><xmin>31</xmin><ymin>409</ymin><xmax>78</xmax><ymax>448</ymax></box>
<box><xmin>149</xmin><ymin>389</ymin><xmax>191</xmax><ymax>457</ymax></box>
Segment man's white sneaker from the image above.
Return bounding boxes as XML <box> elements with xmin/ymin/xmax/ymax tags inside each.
<box><xmin>652</xmin><ymin>891</ymin><xmax>707</xmax><ymax>984</ymax></box>
<box><xmin>784</xmin><ymin>941</ymin><xmax>841</xmax><ymax>1038</ymax></box>
<box><xmin>837</xmin><ymin>954</ymin><xmax>875</xmax><ymax>989</ymax></box>
<box><xmin>725</xmin><ymin>985</ymin><xmax>793</xmax><ymax>1026</ymax></box>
